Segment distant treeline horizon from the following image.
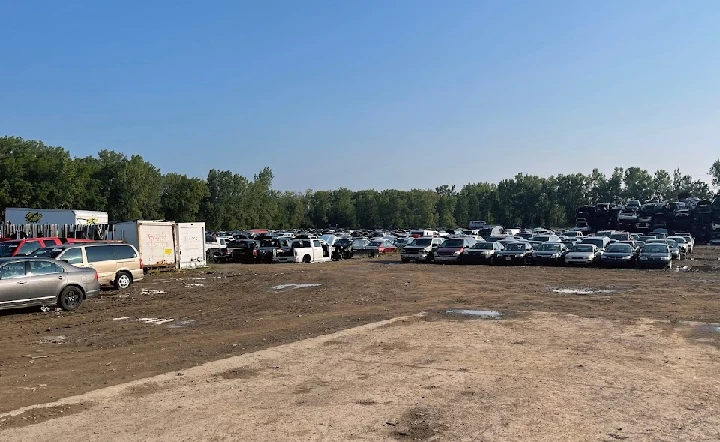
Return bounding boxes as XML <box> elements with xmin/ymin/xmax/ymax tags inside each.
<box><xmin>2</xmin><ymin>136</ymin><xmax>719</xmax><ymax>230</ymax></box>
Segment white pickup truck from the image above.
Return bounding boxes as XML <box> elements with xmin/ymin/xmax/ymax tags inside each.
<box><xmin>274</xmin><ymin>239</ymin><xmax>332</xmax><ymax>263</ymax></box>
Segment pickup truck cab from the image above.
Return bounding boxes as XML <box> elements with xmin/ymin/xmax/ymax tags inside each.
<box><xmin>0</xmin><ymin>237</ymin><xmax>63</xmax><ymax>257</ymax></box>
<box><xmin>274</xmin><ymin>239</ymin><xmax>332</xmax><ymax>263</ymax></box>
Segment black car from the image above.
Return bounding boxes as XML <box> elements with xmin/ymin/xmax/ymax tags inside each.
<box><xmin>600</xmin><ymin>243</ymin><xmax>636</xmax><ymax>268</ymax></box>
<box><xmin>227</xmin><ymin>240</ymin><xmax>261</xmax><ymax>263</ymax></box>
<box><xmin>496</xmin><ymin>242</ymin><xmax>533</xmax><ymax>265</ymax></box>
<box><xmin>531</xmin><ymin>242</ymin><xmax>568</xmax><ymax>266</ymax></box>
<box><xmin>332</xmin><ymin>238</ymin><xmax>354</xmax><ymax>260</ymax></box>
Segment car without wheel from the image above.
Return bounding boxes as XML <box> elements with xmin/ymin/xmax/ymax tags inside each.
<box><xmin>565</xmin><ymin>244</ymin><xmax>601</xmax><ymax>266</ymax></box>
<box><xmin>460</xmin><ymin>241</ymin><xmax>504</xmax><ymax>265</ymax></box>
<box><xmin>531</xmin><ymin>242</ymin><xmax>568</xmax><ymax>266</ymax></box>
<box><xmin>0</xmin><ymin>257</ymin><xmax>100</xmax><ymax>312</ymax></box>
<box><xmin>434</xmin><ymin>238</ymin><xmax>477</xmax><ymax>264</ymax></box>
<box><xmin>600</xmin><ymin>243</ymin><xmax>637</xmax><ymax>268</ymax></box>
<box><xmin>638</xmin><ymin>244</ymin><xmax>673</xmax><ymax>269</ymax></box>
<box><xmin>496</xmin><ymin>242</ymin><xmax>534</xmax><ymax>265</ymax></box>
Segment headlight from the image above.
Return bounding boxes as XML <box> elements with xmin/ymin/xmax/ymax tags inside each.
<box><xmin>515</xmin><ymin>254</ymin><xmax>524</xmax><ymax>258</ymax></box>
<box><xmin>661</xmin><ymin>256</ymin><xmax>670</xmax><ymax>260</ymax></box>
<box><xmin>622</xmin><ymin>255</ymin><xmax>631</xmax><ymax>259</ymax></box>
<box><xmin>640</xmin><ymin>256</ymin><xmax>648</xmax><ymax>260</ymax></box>
<box><xmin>453</xmin><ymin>251</ymin><xmax>461</xmax><ymax>255</ymax></box>
<box><xmin>551</xmin><ymin>253</ymin><xmax>560</xmax><ymax>258</ymax></box>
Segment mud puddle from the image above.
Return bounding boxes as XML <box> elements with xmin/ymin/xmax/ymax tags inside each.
<box><xmin>444</xmin><ymin>309</ymin><xmax>502</xmax><ymax>319</ymax></box>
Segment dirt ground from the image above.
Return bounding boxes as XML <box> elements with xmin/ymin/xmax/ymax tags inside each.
<box><xmin>1</xmin><ymin>246</ymin><xmax>719</xmax><ymax>440</ymax></box>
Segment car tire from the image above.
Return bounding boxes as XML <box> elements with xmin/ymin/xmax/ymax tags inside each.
<box><xmin>57</xmin><ymin>286</ymin><xmax>84</xmax><ymax>311</ymax></box>
<box><xmin>488</xmin><ymin>256</ymin><xmax>495</xmax><ymax>266</ymax></box>
<box><xmin>302</xmin><ymin>255</ymin><xmax>311</xmax><ymax>263</ymax></box>
<box><xmin>114</xmin><ymin>271</ymin><xmax>133</xmax><ymax>290</ymax></box>
<box><xmin>401</xmin><ymin>257</ymin><xmax>409</xmax><ymax>263</ymax></box>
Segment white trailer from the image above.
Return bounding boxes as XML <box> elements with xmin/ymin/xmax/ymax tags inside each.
<box><xmin>109</xmin><ymin>221</ymin><xmax>176</xmax><ymax>269</ymax></box>
<box><xmin>175</xmin><ymin>222</ymin><xmax>207</xmax><ymax>269</ymax></box>
<box><xmin>4</xmin><ymin>208</ymin><xmax>109</xmax><ymax>225</ymax></box>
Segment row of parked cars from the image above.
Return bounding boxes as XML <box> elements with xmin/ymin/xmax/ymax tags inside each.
<box><xmin>399</xmin><ymin>230</ymin><xmax>695</xmax><ymax>270</ymax></box>
<box><xmin>0</xmin><ymin>239</ymin><xmax>145</xmax><ymax>313</ymax></box>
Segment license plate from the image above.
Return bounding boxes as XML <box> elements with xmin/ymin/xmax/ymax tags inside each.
<box><xmin>505</xmin><ymin>256</ymin><xmax>511</xmax><ymax>261</ymax></box>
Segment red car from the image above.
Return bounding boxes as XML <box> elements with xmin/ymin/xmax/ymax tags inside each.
<box><xmin>368</xmin><ymin>239</ymin><xmax>398</xmax><ymax>255</ymax></box>
<box><xmin>0</xmin><ymin>237</ymin><xmax>64</xmax><ymax>257</ymax></box>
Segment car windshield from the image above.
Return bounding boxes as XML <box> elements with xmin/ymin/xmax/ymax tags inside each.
<box><xmin>472</xmin><ymin>242</ymin><xmax>494</xmax><ymax>250</ymax></box>
<box><xmin>609</xmin><ymin>234</ymin><xmax>627</xmax><ymax>240</ymax></box>
<box><xmin>441</xmin><ymin>239</ymin><xmax>464</xmax><ymax>248</ymax></box>
<box><xmin>335</xmin><ymin>239</ymin><xmax>352</xmax><ymax>246</ymax></box>
<box><xmin>352</xmin><ymin>239</ymin><xmax>368</xmax><ymax>247</ymax></box>
<box><xmin>533</xmin><ymin>236</ymin><xmax>550</xmax><ymax>242</ymax></box>
<box><xmin>606</xmin><ymin>244</ymin><xmax>632</xmax><ymax>253</ymax></box>
<box><xmin>643</xmin><ymin>245</ymin><xmax>668</xmax><ymax>253</ymax></box>
<box><xmin>581</xmin><ymin>238</ymin><xmax>604</xmax><ymax>248</ymax></box>
<box><xmin>0</xmin><ymin>242</ymin><xmax>20</xmax><ymax>257</ymax></box>
<box><xmin>537</xmin><ymin>243</ymin><xmax>561</xmax><ymax>251</ymax></box>
<box><xmin>410</xmin><ymin>239</ymin><xmax>432</xmax><ymax>247</ymax></box>
<box><xmin>369</xmin><ymin>241</ymin><xmax>383</xmax><ymax>246</ymax></box>
<box><xmin>31</xmin><ymin>248</ymin><xmax>64</xmax><ymax>258</ymax></box>
<box><xmin>668</xmin><ymin>237</ymin><xmax>685</xmax><ymax>244</ymax></box>
<box><xmin>572</xmin><ymin>245</ymin><xmax>594</xmax><ymax>252</ymax></box>
<box><xmin>505</xmin><ymin>243</ymin><xmax>525</xmax><ymax>251</ymax></box>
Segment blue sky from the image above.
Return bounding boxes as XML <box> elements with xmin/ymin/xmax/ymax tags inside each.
<box><xmin>2</xmin><ymin>0</ymin><xmax>719</xmax><ymax>191</ymax></box>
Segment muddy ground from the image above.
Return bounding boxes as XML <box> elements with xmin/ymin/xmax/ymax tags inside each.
<box><xmin>0</xmin><ymin>246</ymin><xmax>719</xmax><ymax>438</ymax></box>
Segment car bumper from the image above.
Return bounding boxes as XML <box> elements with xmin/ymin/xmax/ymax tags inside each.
<box><xmin>274</xmin><ymin>256</ymin><xmax>301</xmax><ymax>263</ymax></box>
<box><xmin>533</xmin><ymin>256</ymin><xmax>562</xmax><ymax>265</ymax></box>
<box><xmin>565</xmin><ymin>258</ymin><xmax>594</xmax><ymax>265</ymax></box>
<box><xmin>638</xmin><ymin>258</ymin><xmax>671</xmax><ymax>267</ymax></box>
<box><xmin>401</xmin><ymin>253</ymin><xmax>429</xmax><ymax>261</ymax></box>
<box><xmin>461</xmin><ymin>254</ymin><xmax>494</xmax><ymax>264</ymax></box>
<box><xmin>498</xmin><ymin>255</ymin><xmax>527</xmax><ymax>264</ymax></box>
<box><xmin>85</xmin><ymin>288</ymin><xmax>101</xmax><ymax>299</ymax></box>
<box><xmin>434</xmin><ymin>255</ymin><xmax>460</xmax><ymax>263</ymax></box>
<box><xmin>600</xmin><ymin>258</ymin><xmax>634</xmax><ymax>267</ymax></box>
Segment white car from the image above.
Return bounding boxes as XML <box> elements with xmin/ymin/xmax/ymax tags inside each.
<box><xmin>565</xmin><ymin>244</ymin><xmax>600</xmax><ymax>266</ymax></box>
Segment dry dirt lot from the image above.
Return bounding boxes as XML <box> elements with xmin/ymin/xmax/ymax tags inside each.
<box><xmin>1</xmin><ymin>247</ymin><xmax>719</xmax><ymax>440</ymax></box>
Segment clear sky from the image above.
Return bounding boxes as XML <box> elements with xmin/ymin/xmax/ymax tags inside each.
<box><xmin>2</xmin><ymin>0</ymin><xmax>719</xmax><ymax>191</ymax></box>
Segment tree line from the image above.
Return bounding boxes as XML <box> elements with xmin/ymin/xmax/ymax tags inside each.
<box><xmin>1</xmin><ymin>136</ymin><xmax>719</xmax><ymax>230</ymax></box>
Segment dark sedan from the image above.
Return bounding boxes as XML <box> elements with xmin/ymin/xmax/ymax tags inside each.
<box><xmin>496</xmin><ymin>242</ymin><xmax>533</xmax><ymax>265</ymax></box>
<box><xmin>637</xmin><ymin>244</ymin><xmax>673</xmax><ymax>269</ymax></box>
<box><xmin>531</xmin><ymin>242</ymin><xmax>568</xmax><ymax>266</ymax></box>
<box><xmin>0</xmin><ymin>257</ymin><xmax>100</xmax><ymax>312</ymax></box>
<box><xmin>600</xmin><ymin>243</ymin><xmax>637</xmax><ymax>268</ymax></box>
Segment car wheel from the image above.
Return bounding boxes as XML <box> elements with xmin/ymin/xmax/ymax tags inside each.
<box><xmin>57</xmin><ymin>286</ymin><xmax>84</xmax><ymax>311</ymax></box>
<box><xmin>114</xmin><ymin>272</ymin><xmax>133</xmax><ymax>290</ymax></box>
<box><xmin>401</xmin><ymin>257</ymin><xmax>409</xmax><ymax>263</ymax></box>
<box><xmin>667</xmin><ymin>260</ymin><xmax>673</xmax><ymax>270</ymax></box>
<box><xmin>489</xmin><ymin>256</ymin><xmax>495</xmax><ymax>265</ymax></box>
<box><xmin>302</xmin><ymin>255</ymin><xmax>311</xmax><ymax>263</ymax></box>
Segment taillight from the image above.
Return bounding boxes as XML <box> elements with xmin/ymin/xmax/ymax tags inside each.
<box><xmin>253</xmin><ymin>250</ymin><xmax>258</xmax><ymax>257</ymax></box>
<box><xmin>94</xmin><ymin>271</ymin><xmax>99</xmax><ymax>281</ymax></box>
<box><xmin>139</xmin><ymin>258</ymin><xmax>143</xmax><ymax>269</ymax></box>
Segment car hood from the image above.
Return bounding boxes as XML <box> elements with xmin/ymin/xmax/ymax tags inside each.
<box><xmin>498</xmin><ymin>250</ymin><xmax>525</xmax><ymax>255</ymax></box>
<box><xmin>534</xmin><ymin>250</ymin><xmax>561</xmax><ymax>256</ymax></box>
<box><xmin>640</xmin><ymin>252</ymin><xmax>670</xmax><ymax>258</ymax></box>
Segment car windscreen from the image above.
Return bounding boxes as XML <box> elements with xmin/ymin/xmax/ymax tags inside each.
<box><xmin>643</xmin><ymin>245</ymin><xmax>668</xmax><ymax>253</ymax></box>
<box><xmin>410</xmin><ymin>239</ymin><xmax>432</xmax><ymax>247</ymax></box>
<box><xmin>369</xmin><ymin>241</ymin><xmax>383</xmax><ymax>246</ymax></box>
<box><xmin>505</xmin><ymin>243</ymin><xmax>525</xmax><ymax>251</ymax></box>
<box><xmin>31</xmin><ymin>248</ymin><xmax>64</xmax><ymax>258</ymax></box>
<box><xmin>0</xmin><ymin>242</ymin><xmax>19</xmax><ymax>257</ymax></box>
<box><xmin>606</xmin><ymin>244</ymin><xmax>632</xmax><ymax>253</ymax></box>
<box><xmin>441</xmin><ymin>239</ymin><xmax>463</xmax><ymax>248</ymax></box>
<box><xmin>537</xmin><ymin>243</ymin><xmax>561</xmax><ymax>251</ymax></box>
<box><xmin>580</xmin><ymin>238</ymin><xmax>603</xmax><ymax>248</ymax></box>
<box><xmin>668</xmin><ymin>237</ymin><xmax>685</xmax><ymax>244</ymax></box>
<box><xmin>571</xmin><ymin>245</ymin><xmax>594</xmax><ymax>252</ymax></box>
<box><xmin>471</xmin><ymin>242</ymin><xmax>494</xmax><ymax>250</ymax></box>
<box><xmin>335</xmin><ymin>239</ymin><xmax>352</xmax><ymax>246</ymax></box>
<box><xmin>532</xmin><ymin>236</ymin><xmax>550</xmax><ymax>242</ymax></box>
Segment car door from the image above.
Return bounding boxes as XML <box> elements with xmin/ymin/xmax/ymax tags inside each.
<box><xmin>313</xmin><ymin>240</ymin><xmax>322</xmax><ymax>261</ymax></box>
<box><xmin>0</xmin><ymin>261</ymin><xmax>31</xmax><ymax>304</ymax></box>
<box><xmin>27</xmin><ymin>260</ymin><xmax>66</xmax><ymax>299</ymax></box>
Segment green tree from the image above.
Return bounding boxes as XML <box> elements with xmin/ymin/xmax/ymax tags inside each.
<box><xmin>161</xmin><ymin>173</ymin><xmax>209</xmax><ymax>222</ymax></box>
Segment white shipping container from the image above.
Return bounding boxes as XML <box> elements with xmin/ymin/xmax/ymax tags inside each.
<box><xmin>110</xmin><ymin>221</ymin><xmax>176</xmax><ymax>268</ymax></box>
<box><xmin>175</xmin><ymin>222</ymin><xmax>207</xmax><ymax>269</ymax></box>
<box><xmin>4</xmin><ymin>208</ymin><xmax>109</xmax><ymax>225</ymax></box>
